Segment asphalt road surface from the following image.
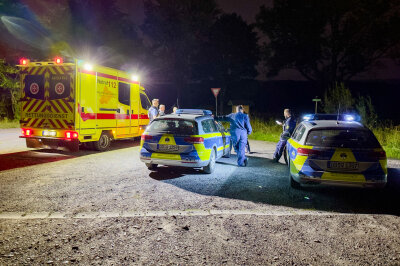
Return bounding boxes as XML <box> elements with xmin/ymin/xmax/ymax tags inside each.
<box><xmin>1</xmin><ymin>128</ymin><xmax>400</xmax><ymax>265</ymax></box>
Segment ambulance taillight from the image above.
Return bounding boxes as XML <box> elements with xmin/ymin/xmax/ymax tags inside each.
<box><xmin>65</xmin><ymin>131</ymin><xmax>78</xmax><ymax>140</ymax></box>
<box><xmin>22</xmin><ymin>128</ymin><xmax>33</xmax><ymax>136</ymax></box>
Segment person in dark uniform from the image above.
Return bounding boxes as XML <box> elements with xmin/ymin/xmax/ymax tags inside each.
<box><xmin>216</xmin><ymin>105</ymin><xmax>252</xmax><ymax>167</ymax></box>
<box><xmin>273</xmin><ymin>108</ymin><xmax>296</xmax><ymax>162</ymax></box>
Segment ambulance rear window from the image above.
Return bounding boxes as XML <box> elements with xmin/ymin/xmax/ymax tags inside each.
<box><xmin>147</xmin><ymin>119</ymin><xmax>197</xmax><ymax>135</ymax></box>
<box><xmin>305</xmin><ymin>128</ymin><xmax>381</xmax><ymax>148</ymax></box>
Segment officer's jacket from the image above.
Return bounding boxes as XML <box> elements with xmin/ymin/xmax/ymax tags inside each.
<box><xmin>217</xmin><ymin>112</ymin><xmax>252</xmax><ymax>135</ymax></box>
<box><xmin>281</xmin><ymin>116</ymin><xmax>296</xmax><ymax>140</ymax></box>
<box><xmin>148</xmin><ymin>106</ymin><xmax>159</xmax><ymax>121</ymax></box>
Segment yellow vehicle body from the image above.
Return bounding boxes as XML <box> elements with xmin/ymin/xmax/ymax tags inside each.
<box><xmin>18</xmin><ymin>59</ymin><xmax>151</xmax><ymax>151</ymax></box>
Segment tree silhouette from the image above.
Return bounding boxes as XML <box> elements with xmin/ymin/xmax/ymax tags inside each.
<box><xmin>256</xmin><ymin>0</ymin><xmax>400</xmax><ymax>86</ymax></box>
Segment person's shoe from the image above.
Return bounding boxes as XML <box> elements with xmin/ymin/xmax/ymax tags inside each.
<box><xmin>244</xmin><ymin>158</ymin><xmax>248</xmax><ymax>167</ymax></box>
<box><xmin>272</xmin><ymin>157</ymin><xmax>279</xmax><ymax>163</ymax></box>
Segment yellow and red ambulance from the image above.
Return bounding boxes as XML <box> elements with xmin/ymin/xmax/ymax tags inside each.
<box><xmin>18</xmin><ymin>57</ymin><xmax>151</xmax><ymax>151</ymax></box>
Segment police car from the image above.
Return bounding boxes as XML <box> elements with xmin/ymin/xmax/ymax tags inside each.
<box><xmin>286</xmin><ymin>114</ymin><xmax>387</xmax><ymax>188</ymax></box>
<box><xmin>140</xmin><ymin>109</ymin><xmax>231</xmax><ymax>173</ymax></box>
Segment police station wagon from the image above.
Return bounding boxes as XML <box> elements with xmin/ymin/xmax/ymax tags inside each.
<box><xmin>286</xmin><ymin>115</ymin><xmax>387</xmax><ymax>188</ymax></box>
<box><xmin>140</xmin><ymin>109</ymin><xmax>231</xmax><ymax>173</ymax></box>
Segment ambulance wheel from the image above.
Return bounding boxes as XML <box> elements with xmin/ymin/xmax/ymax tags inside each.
<box><xmin>94</xmin><ymin>133</ymin><xmax>111</xmax><ymax>151</ymax></box>
<box><xmin>145</xmin><ymin>163</ymin><xmax>158</xmax><ymax>170</ymax></box>
<box><xmin>288</xmin><ymin>158</ymin><xmax>301</xmax><ymax>189</ymax></box>
<box><xmin>223</xmin><ymin>141</ymin><xmax>231</xmax><ymax>158</ymax></box>
<box><xmin>203</xmin><ymin>149</ymin><xmax>216</xmax><ymax>174</ymax></box>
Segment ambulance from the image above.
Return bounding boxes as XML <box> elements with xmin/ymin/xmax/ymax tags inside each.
<box><xmin>18</xmin><ymin>57</ymin><xmax>151</xmax><ymax>151</ymax></box>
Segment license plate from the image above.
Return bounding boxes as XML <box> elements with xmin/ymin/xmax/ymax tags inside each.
<box><xmin>327</xmin><ymin>161</ymin><xmax>359</xmax><ymax>170</ymax></box>
<box><xmin>157</xmin><ymin>144</ymin><xmax>179</xmax><ymax>151</ymax></box>
<box><xmin>42</xmin><ymin>130</ymin><xmax>57</xmax><ymax>137</ymax></box>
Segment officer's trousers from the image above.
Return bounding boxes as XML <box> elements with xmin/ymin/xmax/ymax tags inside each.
<box><xmin>232</xmin><ymin>129</ymin><xmax>248</xmax><ymax>166</ymax></box>
<box><xmin>273</xmin><ymin>139</ymin><xmax>287</xmax><ymax>160</ymax></box>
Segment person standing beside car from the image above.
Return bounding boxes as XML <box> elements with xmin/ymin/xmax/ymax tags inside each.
<box><xmin>148</xmin><ymin>99</ymin><xmax>159</xmax><ymax>122</ymax></box>
<box><xmin>158</xmin><ymin>104</ymin><xmax>166</xmax><ymax>116</ymax></box>
<box><xmin>216</xmin><ymin>105</ymin><xmax>252</xmax><ymax>167</ymax></box>
<box><xmin>273</xmin><ymin>108</ymin><xmax>296</xmax><ymax>162</ymax></box>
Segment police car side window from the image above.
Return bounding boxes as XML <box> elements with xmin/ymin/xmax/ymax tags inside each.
<box><xmin>202</xmin><ymin>119</ymin><xmax>217</xmax><ymax>133</ymax></box>
<box><xmin>295</xmin><ymin>125</ymin><xmax>306</xmax><ymax>141</ymax></box>
<box><xmin>292</xmin><ymin>125</ymin><xmax>303</xmax><ymax>141</ymax></box>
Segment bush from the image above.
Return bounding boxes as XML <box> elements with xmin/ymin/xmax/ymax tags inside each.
<box><xmin>323</xmin><ymin>82</ymin><xmax>354</xmax><ymax>113</ymax></box>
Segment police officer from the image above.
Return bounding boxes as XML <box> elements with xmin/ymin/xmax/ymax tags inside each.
<box><xmin>273</xmin><ymin>108</ymin><xmax>296</xmax><ymax>162</ymax></box>
<box><xmin>148</xmin><ymin>99</ymin><xmax>159</xmax><ymax>122</ymax></box>
<box><xmin>217</xmin><ymin>105</ymin><xmax>252</xmax><ymax>167</ymax></box>
<box><xmin>158</xmin><ymin>104</ymin><xmax>166</xmax><ymax>116</ymax></box>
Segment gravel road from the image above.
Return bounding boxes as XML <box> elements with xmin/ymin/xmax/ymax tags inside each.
<box><xmin>1</xmin><ymin>129</ymin><xmax>400</xmax><ymax>265</ymax></box>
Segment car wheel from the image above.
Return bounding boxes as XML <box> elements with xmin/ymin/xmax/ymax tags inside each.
<box><xmin>145</xmin><ymin>163</ymin><xmax>158</xmax><ymax>170</ymax></box>
<box><xmin>283</xmin><ymin>146</ymin><xmax>288</xmax><ymax>166</ymax></box>
<box><xmin>223</xmin><ymin>141</ymin><xmax>231</xmax><ymax>158</ymax></box>
<box><xmin>289</xmin><ymin>158</ymin><xmax>301</xmax><ymax>189</ymax></box>
<box><xmin>203</xmin><ymin>149</ymin><xmax>216</xmax><ymax>174</ymax></box>
<box><xmin>94</xmin><ymin>132</ymin><xmax>111</xmax><ymax>151</ymax></box>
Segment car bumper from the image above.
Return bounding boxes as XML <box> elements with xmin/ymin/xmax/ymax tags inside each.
<box><xmin>295</xmin><ymin>174</ymin><xmax>387</xmax><ymax>188</ymax></box>
<box><xmin>140</xmin><ymin>152</ymin><xmax>208</xmax><ymax>168</ymax></box>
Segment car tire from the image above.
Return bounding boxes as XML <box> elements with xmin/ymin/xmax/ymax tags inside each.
<box><xmin>283</xmin><ymin>146</ymin><xmax>288</xmax><ymax>166</ymax></box>
<box><xmin>203</xmin><ymin>148</ymin><xmax>216</xmax><ymax>174</ymax></box>
<box><xmin>289</xmin><ymin>158</ymin><xmax>301</xmax><ymax>189</ymax></box>
<box><xmin>223</xmin><ymin>141</ymin><xmax>231</xmax><ymax>158</ymax></box>
<box><xmin>146</xmin><ymin>163</ymin><xmax>158</xmax><ymax>170</ymax></box>
<box><xmin>94</xmin><ymin>132</ymin><xmax>111</xmax><ymax>151</ymax></box>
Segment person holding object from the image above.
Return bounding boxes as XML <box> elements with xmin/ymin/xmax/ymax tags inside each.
<box><xmin>216</xmin><ymin>105</ymin><xmax>252</xmax><ymax>167</ymax></box>
<box><xmin>148</xmin><ymin>99</ymin><xmax>159</xmax><ymax>122</ymax></box>
<box><xmin>273</xmin><ymin>108</ymin><xmax>296</xmax><ymax>162</ymax></box>
<box><xmin>158</xmin><ymin>104</ymin><xmax>166</xmax><ymax>116</ymax></box>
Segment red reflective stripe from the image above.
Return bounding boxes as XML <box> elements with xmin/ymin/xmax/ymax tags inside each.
<box><xmin>130</xmin><ymin>114</ymin><xmax>139</xmax><ymax>119</ymax></box>
<box><xmin>27</xmin><ymin>100</ymin><xmax>39</xmax><ymax>112</ymax></box>
<box><xmin>49</xmin><ymin>100</ymin><xmax>60</xmax><ymax>113</ymax></box>
<box><xmin>55</xmin><ymin>100</ymin><xmax>68</xmax><ymax>113</ymax></box>
<box><xmin>33</xmin><ymin>100</ymin><xmax>45</xmax><ymax>112</ymax></box>
<box><xmin>55</xmin><ymin>119</ymin><xmax>64</xmax><ymax>128</ymax></box>
<box><xmin>29</xmin><ymin>119</ymin><xmax>38</xmax><ymax>127</ymax></box>
<box><xmin>139</xmin><ymin>114</ymin><xmax>149</xmax><ymax>119</ymax></box>
<box><xmin>37</xmin><ymin>119</ymin><xmax>45</xmax><ymax>127</ymax></box>
<box><xmin>80</xmin><ymin>69</ymin><xmax>139</xmax><ymax>84</ymax></box>
<box><xmin>49</xmin><ymin>119</ymin><xmax>57</xmax><ymax>128</ymax></box>
<box><xmin>62</xmin><ymin>99</ymin><xmax>73</xmax><ymax>112</ymax></box>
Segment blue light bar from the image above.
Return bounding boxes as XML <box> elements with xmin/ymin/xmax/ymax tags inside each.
<box><xmin>302</xmin><ymin>113</ymin><xmax>360</xmax><ymax>122</ymax></box>
<box><xmin>175</xmin><ymin>109</ymin><xmax>212</xmax><ymax>115</ymax></box>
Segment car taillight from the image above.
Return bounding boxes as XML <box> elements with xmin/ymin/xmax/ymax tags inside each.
<box><xmin>22</xmin><ymin>128</ymin><xmax>33</xmax><ymax>136</ymax></box>
<box><xmin>54</xmin><ymin>56</ymin><xmax>63</xmax><ymax>64</ymax></box>
<box><xmin>141</xmin><ymin>134</ymin><xmax>153</xmax><ymax>141</ymax></box>
<box><xmin>184</xmin><ymin>137</ymin><xmax>204</xmax><ymax>144</ymax></box>
<box><xmin>297</xmin><ymin>147</ymin><xmax>320</xmax><ymax>156</ymax></box>
<box><xmin>19</xmin><ymin>58</ymin><xmax>29</xmax><ymax>65</ymax></box>
<box><xmin>65</xmin><ymin>131</ymin><xmax>78</xmax><ymax>139</ymax></box>
<box><xmin>369</xmin><ymin>150</ymin><xmax>386</xmax><ymax>160</ymax></box>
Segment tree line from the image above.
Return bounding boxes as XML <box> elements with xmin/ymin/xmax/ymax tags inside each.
<box><xmin>0</xmin><ymin>0</ymin><xmax>399</xmax><ymax>120</ymax></box>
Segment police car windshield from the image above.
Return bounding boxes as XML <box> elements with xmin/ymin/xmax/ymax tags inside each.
<box><xmin>305</xmin><ymin>128</ymin><xmax>380</xmax><ymax>148</ymax></box>
<box><xmin>147</xmin><ymin>119</ymin><xmax>197</xmax><ymax>135</ymax></box>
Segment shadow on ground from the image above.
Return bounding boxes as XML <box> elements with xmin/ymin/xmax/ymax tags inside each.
<box><xmin>149</xmin><ymin>155</ymin><xmax>400</xmax><ymax>215</ymax></box>
<box><xmin>0</xmin><ymin>139</ymin><xmax>140</xmax><ymax>171</ymax></box>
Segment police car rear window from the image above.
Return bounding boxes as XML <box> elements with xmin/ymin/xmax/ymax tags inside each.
<box><xmin>305</xmin><ymin>128</ymin><xmax>381</xmax><ymax>148</ymax></box>
<box><xmin>147</xmin><ymin>119</ymin><xmax>197</xmax><ymax>135</ymax></box>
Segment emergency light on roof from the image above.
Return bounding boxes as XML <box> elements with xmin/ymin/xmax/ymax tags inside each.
<box><xmin>84</xmin><ymin>63</ymin><xmax>93</xmax><ymax>71</ymax></box>
<box><xmin>54</xmin><ymin>56</ymin><xmax>63</xmax><ymax>64</ymax></box>
<box><xmin>19</xmin><ymin>58</ymin><xmax>29</xmax><ymax>65</ymax></box>
<box><xmin>175</xmin><ymin>109</ymin><xmax>212</xmax><ymax>116</ymax></box>
<box><xmin>302</xmin><ymin>113</ymin><xmax>360</xmax><ymax>122</ymax></box>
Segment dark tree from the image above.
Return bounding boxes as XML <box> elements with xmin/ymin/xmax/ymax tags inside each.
<box><xmin>193</xmin><ymin>13</ymin><xmax>260</xmax><ymax>110</ymax></box>
<box><xmin>256</xmin><ymin>0</ymin><xmax>400</xmax><ymax>86</ymax></box>
<box><xmin>141</xmin><ymin>0</ymin><xmax>220</xmax><ymax>105</ymax></box>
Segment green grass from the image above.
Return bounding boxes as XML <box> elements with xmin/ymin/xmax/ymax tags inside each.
<box><xmin>248</xmin><ymin>116</ymin><xmax>281</xmax><ymax>143</ymax></box>
<box><xmin>247</xmin><ymin>116</ymin><xmax>400</xmax><ymax>160</ymax></box>
<box><xmin>373</xmin><ymin>126</ymin><xmax>400</xmax><ymax>160</ymax></box>
<box><xmin>0</xmin><ymin>118</ymin><xmax>19</xmax><ymax>129</ymax></box>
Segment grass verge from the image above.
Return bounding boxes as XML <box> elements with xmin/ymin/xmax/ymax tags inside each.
<box><xmin>0</xmin><ymin>119</ymin><xmax>19</xmax><ymax>129</ymax></box>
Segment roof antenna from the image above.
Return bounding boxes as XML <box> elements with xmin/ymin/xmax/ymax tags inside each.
<box><xmin>336</xmin><ymin>103</ymin><xmax>341</xmax><ymax>125</ymax></box>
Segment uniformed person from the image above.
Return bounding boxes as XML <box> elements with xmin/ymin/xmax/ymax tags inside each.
<box><xmin>217</xmin><ymin>105</ymin><xmax>252</xmax><ymax>167</ymax></box>
<box><xmin>159</xmin><ymin>104</ymin><xmax>166</xmax><ymax>116</ymax></box>
<box><xmin>148</xmin><ymin>99</ymin><xmax>159</xmax><ymax>122</ymax></box>
<box><xmin>273</xmin><ymin>108</ymin><xmax>296</xmax><ymax>162</ymax></box>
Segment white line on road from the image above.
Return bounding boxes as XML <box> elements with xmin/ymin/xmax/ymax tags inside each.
<box><xmin>0</xmin><ymin>209</ymin><xmax>351</xmax><ymax>219</ymax></box>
